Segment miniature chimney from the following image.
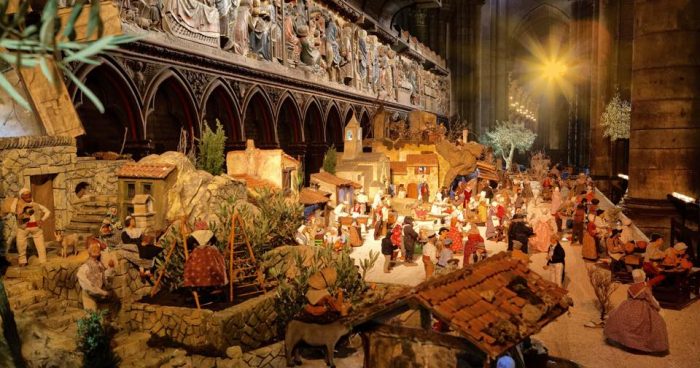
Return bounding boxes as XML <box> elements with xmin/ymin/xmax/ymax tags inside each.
<box><xmin>344</xmin><ymin>113</ymin><xmax>362</xmax><ymax>160</ymax></box>
<box><xmin>463</xmin><ymin>129</ymin><xmax>469</xmax><ymax>143</ymax></box>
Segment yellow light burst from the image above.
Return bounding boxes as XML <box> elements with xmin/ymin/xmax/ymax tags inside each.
<box><xmin>516</xmin><ymin>30</ymin><xmax>582</xmax><ymax>101</ymax></box>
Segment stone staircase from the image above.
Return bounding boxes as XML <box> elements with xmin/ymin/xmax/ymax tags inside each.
<box><xmin>64</xmin><ymin>194</ymin><xmax>119</xmax><ymax>235</ymax></box>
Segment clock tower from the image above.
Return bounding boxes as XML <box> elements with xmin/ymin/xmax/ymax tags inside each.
<box><xmin>343</xmin><ymin>113</ymin><xmax>362</xmax><ymax>160</ymax></box>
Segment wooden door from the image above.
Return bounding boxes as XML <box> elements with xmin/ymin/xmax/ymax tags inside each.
<box><xmin>30</xmin><ymin>174</ymin><xmax>56</xmax><ymax>241</ymax></box>
<box><xmin>407</xmin><ymin>183</ymin><xmax>418</xmax><ymax>199</ymax></box>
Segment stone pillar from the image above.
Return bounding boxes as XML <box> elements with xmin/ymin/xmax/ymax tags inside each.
<box><xmin>449</xmin><ymin>0</ymin><xmax>484</xmax><ymax>131</ymax></box>
<box><xmin>625</xmin><ymin>0</ymin><xmax>700</xmax><ymax>236</ymax></box>
<box><xmin>589</xmin><ymin>0</ymin><xmax>613</xmax><ymax>192</ymax></box>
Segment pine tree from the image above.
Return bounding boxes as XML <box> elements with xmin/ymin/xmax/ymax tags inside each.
<box><xmin>322</xmin><ymin>145</ymin><xmax>337</xmax><ymax>174</ymax></box>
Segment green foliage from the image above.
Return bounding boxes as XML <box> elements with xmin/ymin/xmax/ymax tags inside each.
<box><xmin>76</xmin><ymin>311</ymin><xmax>120</xmax><ymax>368</ymax></box>
<box><xmin>223</xmin><ymin>188</ymin><xmax>304</xmax><ymax>258</ymax></box>
<box><xmin>601</xmin><ymin>91</ymin><xmax>631</xmax><ymax>141</ymax></box>
<box><xmin>273</xmin><ymin>246</ymin><xmax>367</xmax><ymax>334</ymax></box>
<box><xmin>196</xmin><ymin>120</ymin><xmax>227</xmax><ymax>175</ymax></box>
<box><xmin>358</xmin><ymin>250</ymin><xmax>379</xmax><ymax>281</ymax></box>
<box><xmin>482</xmin><ymin>121</ymin><xmax>537</xmax><ymax>170</ymax></box>
<box><xmin>151</xmin><ymin>228</ymin><xmax>186</xmax><ymax>292</ymax></box>
<box><xmin>322</xmin><ymin>145</ymin><xmax>337</xmax><ymax>174</ymax></box>
<box><xmin>0</xmin><ymin>0</ymin><xmax>139</xmax><ymax>111</ymax></box>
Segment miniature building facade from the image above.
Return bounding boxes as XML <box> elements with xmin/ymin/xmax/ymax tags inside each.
<box><xmin>227</xmin><ymin>140</ymin><xmax>300</xmax><ymax>193</ymax></box>
<box><xmin>335</xmin><ymin>114</ymin><xmax>391</xmax><ymax>200</ymax></box>
<box><xmin>116</xmin><ymin>163</ymin><xmax>176</xmax><ymax>230</ymax></box>
<box><xmin>310</xmin><ymin>172</ymin><xmax>361</xmax><ymax>207</ymax></box>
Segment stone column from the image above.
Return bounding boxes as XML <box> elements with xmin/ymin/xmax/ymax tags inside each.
<box><xmin>449</xmin><ymin>0</ymin><xmax>484</xmax><ymax>131</ymax></box>
<box><xmin>625</xmin><ymin>0</ymin><xmax>700</xmax><ymax>236</ymax></box>
<box><xmin>589</xmin><ymin>0</ymin><xmax>613</xmax><ymax>192</ymax></box>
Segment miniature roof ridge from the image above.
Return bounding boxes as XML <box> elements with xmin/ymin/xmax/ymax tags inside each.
<box><xmin>411</xmin><ymin>252</ymin><xmax>569</xmax><ymax>358</ymax></box>
<box><xmin>310</xmin><ymin>171</ymin><xmax>362</xmax><ymax>188</ymax></box>
<box><xmin>116</xmin><ymin>163</ymin><xmax>176</xmax><ymax>179</ymax></box>
<box><xmin>405</xmin><ymin>153</ymin><xmax>439</xmax><ymax>166</ymax></box>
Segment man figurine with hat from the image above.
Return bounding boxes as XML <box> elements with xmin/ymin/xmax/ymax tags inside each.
<box><xmin>422</xmin><ymin>230</ymin><xmax>438</xmax><ymax>279</ymax></box>
<box><xmin>10</xmin><ymin>188</ymin><xmax>50</xmax><ymax>266</ymax></box>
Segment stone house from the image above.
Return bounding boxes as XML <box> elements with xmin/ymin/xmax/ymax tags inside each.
<box><xmin>116</xmin><ymin>163</ymin><xmax>177</xmax><ymax>230</ymax></box>
<box><xmin>0</xmin><ymin>136</ymin><xmax>127</xmax><ymax>242</ymax></box>
<box><xmin>309</xmin><ymin>172</ymin><xmax>362</xmax><ymax>207</ymax></box>
<box><xmin>227</xmin><ymin>140</ymin><xmax>301</xmax><ymax>194</ymax></box>
<box><xmin>347</xmin><ymin>253</ymin><xmax>572</xmax><ymax>368</ymax></box>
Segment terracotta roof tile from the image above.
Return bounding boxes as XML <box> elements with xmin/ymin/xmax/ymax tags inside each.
<box><xmin>311</xmin><ymin>172</ymin><xmax>362</xmax><ymax>188</ymax></box>
<box><xmin>231</xmin><ymin>174</ymin><xmax>277</xmax><ymax>190</ymax></box>
<box><xmin>410</xmin><ymin>252</ymin><xmax>571</xmax><ymax>358</ymax></box>
<box><xmin>116</xmin><ymin>163</ymin><xmax>175</xmax><ymax>179</ymax></box>
<box><xmin>299</xmin><ymin>188</ymin><xmax>331</xmax><ymax>205</ymax></box>
<box><xmin>390</xmin><ymin>161</ymin><xmax>408</xmax><ymax>174</ymax></box>
<box><xmin>406</xmin><ymin>153</ymin><xmax>439</xmax><ymax>166</ymax></box>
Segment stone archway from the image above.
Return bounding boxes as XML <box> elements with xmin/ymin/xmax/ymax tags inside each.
<box><xmin>303</xmin><ymin>99</ymin><xmax>325</xmax><ymax>183</ymax></box>
<box><xmin>73</xmin><ymin>63</ymin><xmax>143</xmax><ymax>156</ymax></box>
<box><xmin>277</xmin><ymin>94</ymin><xmax>303</xmax><ymax>155</ymax></box>
<box><xmin>243</xmin><ymin>90</ymin><xmax>276</xmax><ymax>148</ymax></box>
<box><xmin>202</xmin><ymin>81</ymin><xmax>242</xmax><ymax>149</ymax></box>
<box><xmin>325</xmin><ymin>104</ymin><xmax>343</xmax><ymax>151</ymax></box>
<box><xmin>145</xmin><ymin>73</ymin><xmax>198</xmax><ymax>153</ymax></box>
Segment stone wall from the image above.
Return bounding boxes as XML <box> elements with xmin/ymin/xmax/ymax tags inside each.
<box><xmin>41</xmin><ymin>253</ymin><xmax>151</xmax><ymax>307</ymax></box>
<box><xmin>0</xmin><ymin>136</ymin><xmax>129</xmax><ymax>243</ymax></box>
<box><xmin>127</xmin><ymin>291</ymin><xmax>280</xmax><ymax>355</ymax></box>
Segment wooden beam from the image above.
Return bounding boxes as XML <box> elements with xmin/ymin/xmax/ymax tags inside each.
<box><xmin>363</xmin><ymin>322</ymin><xmax>487</xmax><ymax>358</ymax></box>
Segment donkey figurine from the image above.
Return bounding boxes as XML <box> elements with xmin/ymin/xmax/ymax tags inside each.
<box><xmin>284</xmin><ymin>319</ymin><xmax>351</xmax><ymax>367</ymax></box>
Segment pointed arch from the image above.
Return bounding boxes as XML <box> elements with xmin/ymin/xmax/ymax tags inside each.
<box><xmin>144</xmin><ymin>68</ymin><xmax>199</xmax><ymax>153</ymax></box>
<box><xmin>325</xmin><ymin>103</ymin><xmax>343</xmax><ymax>150</ymax></box>
<box><xmin>360</xmin><ymin>109</ymin><xmax>372</xmax><ymax>140</ymax></box>
<box><xmin>277</xmin><ymin>93</ymin><xmax>304</xmax><ymax>154</ymax></box>
<box><xmin>201</xmin><ymin>79</ymin><xmax>242</xmax><ymax>148</ymax></box>
<box><xmin>69</xmin><ymin>58</ymin><xmax>144</xmax><ymax>156</ymax></box>
<box><xmin>303</xmin><ymin>98</ymin><xmax>324</xmax><ymax>143</ymax></box>
<box><xmin>242</xmin><ymin>87</ymin><xmax>276</xmax><ymax>147</ymax></box>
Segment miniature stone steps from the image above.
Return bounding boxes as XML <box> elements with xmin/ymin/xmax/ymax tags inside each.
<box><xmin>64</xmin><ymin>194</ymin><xmax>118</xmax><ymax>234</ymax></box>
<box><xmin>113</xmin><ymin>331</ymin><xmax>151</xmax><ymax>360</ymax></box>
<box><xmin>43</xmin><ymin>308</ymin><xmax>87</xmax><ymax>330</ymax></box>
<box><xmin>8</xmin><ymin>289</ymin><xmax>51</xmax><ymax>311</ymax></box>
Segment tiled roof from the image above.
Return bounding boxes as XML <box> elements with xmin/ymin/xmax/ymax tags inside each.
<box><xmin>116</xmin><ymin>163</ymin><xmax>175</xmax><ymax>179</ymax></box>
<box><xmin>230</xmin><ymin>174</ymin><xmax>277</xmax><ymax>190</ymax></box>
<box><xmin>310</xmin><ymin>172</ymin><xmax>362</xmax><ymax>189</ymax></box>
<box><xmin>390</xmin><ymin>161</ymin><xmax>408</xmax><ymax>175</ymax></box>
<box><xmin>406</xmin><ymin>153</ymin><xmax>439</xmax><ymax>166</ymax></box>
<box><xmin>477</xmin><ymin>161</ymin><xmax>499</xmax><ymax>181</ymax></box>
<box><xmin>413</xmin><ymin>252</ymin><xmax>570</xmax><ymax>358</ymax></box>
<box><xmin>299</xmin><ymin>188</ymin><xmax>331</xmax><ymax>205</ymax></box>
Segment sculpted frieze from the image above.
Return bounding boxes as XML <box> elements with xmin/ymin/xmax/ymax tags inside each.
<box><xmin>118</xmin><ymin>0</ymin><xmax>451</xmax><ymax>116</ymax></box>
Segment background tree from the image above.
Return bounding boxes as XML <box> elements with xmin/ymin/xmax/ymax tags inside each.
<box><xmin>481</xmin><ymin>121</ymin><xmax>537</xmax><ymax>171</ymax></box>
<box><xmin>322</xmin><ymin>145</ymin><xmax>337</xmax><ymax>174</ymax></box>
<box><xmin>196</xmin><ymin>120</ymin><xmax>227</xmax><ymax>175</ymax></box>
<box><xmin>601</xmin><ymin>91</ymin><xmax>631</xmax><ymax>141</ymax></box>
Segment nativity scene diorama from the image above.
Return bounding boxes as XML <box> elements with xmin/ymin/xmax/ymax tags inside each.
<box><xmin>1</xmin><ymin>1</ymin><xmax>699</xmax><ymax>368</ymax></box>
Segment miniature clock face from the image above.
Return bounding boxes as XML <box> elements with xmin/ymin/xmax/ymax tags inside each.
<box><xmin>346</xmin><ymin>130</ymin><xmax>353</xmax><ymax>140</ymax></box>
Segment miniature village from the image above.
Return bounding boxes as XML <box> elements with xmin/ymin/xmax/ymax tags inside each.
<box><xmin>1</xmin><ymin>1</ymin><xmax>700</xmax><ymax>368</ymax></box>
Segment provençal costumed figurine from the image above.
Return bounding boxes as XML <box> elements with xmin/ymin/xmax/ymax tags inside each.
<box><xmin>183</xmin><ymin>222</ymin><xmax>228</xmax><ymax>291</ymax></box>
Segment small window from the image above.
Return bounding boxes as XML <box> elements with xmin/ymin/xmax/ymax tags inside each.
<box><xmin>142</xmin><ymin>183</ymin><xmax>152</xmax><ymax>195</ymax></box>
<box><xmin>127</xmin><ymin>182</ymin><xmax>136</xmax><ymax>199</ymax></box>
<box><xmin>126</xmin><ymin>204</ymin><xmax>134</xmax><ymax>214</ymax></box>
<box><xmin>415</xmin><ymin>166</ymin><xmax>430</xmax><ymax>175</ymax></box>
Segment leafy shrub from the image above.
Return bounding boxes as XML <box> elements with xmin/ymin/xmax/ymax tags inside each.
<box><xmin>76</xmin><ymin>311</ymin><xmax>120</xmax><ymax>368</ymax></box>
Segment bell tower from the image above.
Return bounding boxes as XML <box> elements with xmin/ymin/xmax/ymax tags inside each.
<box><xmin>343</xmin><ymin>113</ymin><xmax>362</xmax><ymax>160</ymax></box>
